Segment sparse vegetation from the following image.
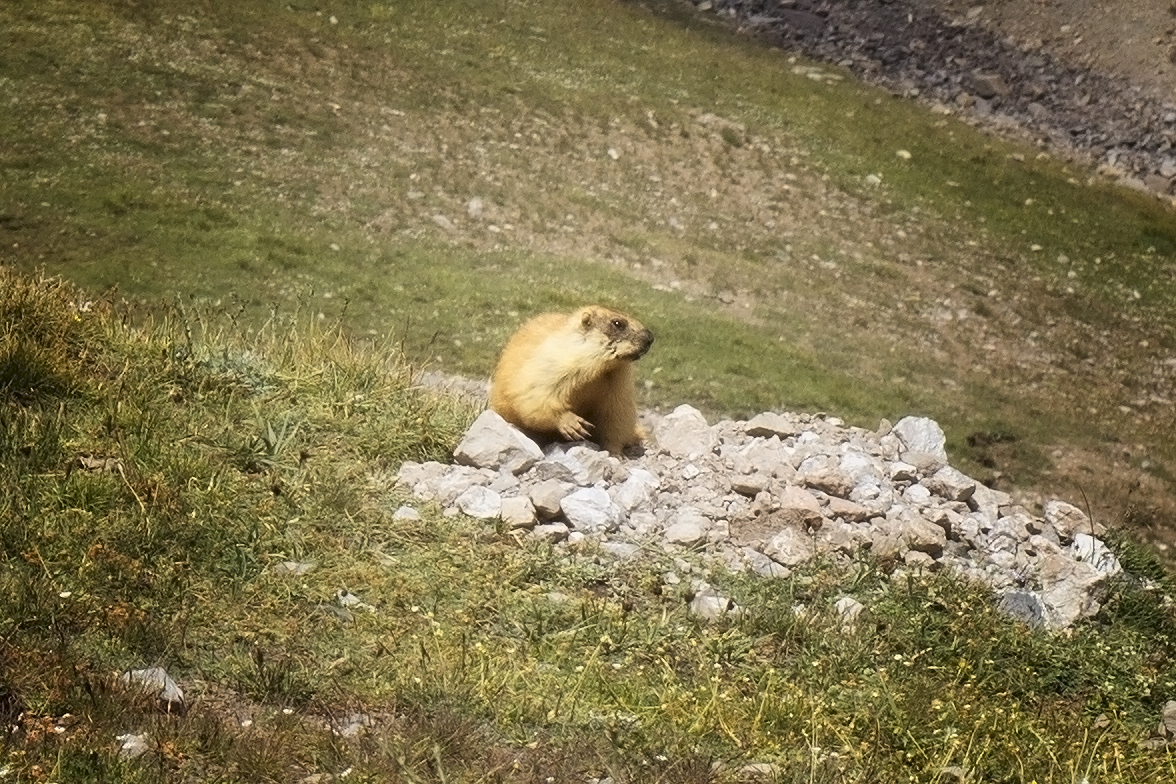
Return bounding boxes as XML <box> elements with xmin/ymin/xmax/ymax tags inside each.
<box><xmin>2</xmin><ymin>0</ymin><xmax>1176</xmax><ymax>781</ymax></box>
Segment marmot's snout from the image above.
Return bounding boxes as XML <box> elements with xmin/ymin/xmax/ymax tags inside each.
<box><xmin>631</xmin><ymin>328</ymin><xmax>654</xmax><ymax>359</ymax></box>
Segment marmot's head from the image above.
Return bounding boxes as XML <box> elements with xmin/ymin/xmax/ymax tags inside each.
<box><xmin>577</xmin><ymin>306</ymin><xmax>654</xmax><ymax>362</ymax></box>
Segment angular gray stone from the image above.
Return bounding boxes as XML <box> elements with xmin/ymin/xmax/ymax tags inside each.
<box><xmin>453</xmin><ymin>410</ymin><xmax>543</xmax><ymax>474</ymax></box>
<box><xmin>739</xmin><ymin>436</ymin><xmax>795</xmax><ymax>479</ymax></box>
<box><xmin>455</xmin><ymin>485</ymin><xmax>502</xmax><ymax>519</ymax></box>
<box><xmin>816</xmin><ymin>519</ymin><xmax>867</xmax><ymax>554</ymax></box>
<box><xmin>731</xmin><ymin>472</ymin><xmax>770</xmax><ymax>497</ymax></box>
<box><xmin>1038</xmin><ymin>551</ymin><xmax>1106</xmax><ymax>628</ymax></box>
<box><xmin>839</xmin><ymin>451</ymin><xmax>883</xmax><ymax>485</ymax></box>
<box><xmin>903</xmin><ymin>483</ymin><xmax>933</xmax><ymax>505</ymax></box>
<box><xmin>745</xmin><ymin>411</ymin><xmax>800</xmax><ymax>439</ymax></box>
<box><xmin>612</xmin><ymin>467</ymin><xmax>660</xmax><ymax>512</ymax></box>
<box><xmin>664</xmin><ymin>507</ymin><xmax>709</xmax><ymax>548</ymax></box>
<box><xmin>528</xmin><ymin>478</ymin><xmax>574</xmax><ymax>520</ymax></box>
<box><xmin>764</xmin><ymin>526</ymin><xmax>814</xmax><ymax>567</ymax></box>
<box><xmin>825</xmin><ymin>496</ymin><xmax>872</xmax><ymax>523</ymax></box>
<box><xmin>500</xmin><ymin>495</ymin><xmax>536</xmax><ymax>528</ymax></box>
<box><xmin>801</xmin><ymin>465</ymin><xmax>854</xmax><ymax>498</ymax></box>
<box><xmin>122</xmin><ymin>667</ymin><xmax>185</xmax><ymax>712</ymax></box>
<box><xmin>892</xmin><ymin>416</ymin><xmax>949</xmax><ymax>465</ymax></box>
<box><xmin>968</xmin><ymin>482</ymin><xmax>1009</xmax><ymax>524</ymax></box>
<box><xmin>891</xmin><ymin>511</ymin><xmax>947</xmax><ymax>557</ymax></box>
<box><xmin>429</xmin><ymin>466</ymin><xmax>495</xmax><ymax>506</ymax></box>
<box><xmin>922</xmin><ymin>466</ymin><xmax>977</xmax><ymax>502</ymax></box>
<box><xmin>775</xmin><ymin>484</ymin><xmax>824</xmax><ymax>528</ymax></box>
<box><xmin>546</xmin><ymin>443</ymin><xmax>616</xmax><ymax>485</ymax></box>
<box><xmin>560</xmin><ymin>486</ymin><xmax>622</xmax><ymax>533</ymax></box>
<box><xmin>1044</xmin><ymin>499</ymin><xmax>1100</xmax><ymax>543</ymax></box>
<box><xmin>888</xmin><ymin>461</ymin><xmax>919</xmax><ymax>482</ymax></box>
<box><xmin>653</xmin><ymin>404</ymin><xmax>718</xmax><ymax>458</ymax></box>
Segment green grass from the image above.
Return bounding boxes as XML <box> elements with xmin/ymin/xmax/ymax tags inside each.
<box><xmin>3</xmin><ymin>0</ymin><xmax>1176</xmax><ymax>777</ymax></box>
<box><xmin>2</xmin><ymin>271</ymin><xmax>1176</xmax><ymax>783</ymax></box>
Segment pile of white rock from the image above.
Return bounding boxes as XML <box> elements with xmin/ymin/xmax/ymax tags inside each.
<box><xmin>395</xmin><ymin>404</ymin><xmax>1125</xmax><ymax>630</ymax></box>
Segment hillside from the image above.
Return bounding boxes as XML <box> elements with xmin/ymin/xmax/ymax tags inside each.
<box><xmin>3</xmin><ymin>2</ymin><xmax>1176</xmax><ymax>778</ymax></box>
<box><xmin>5</xmin><ymin>0</ymin><xmax>1176</xmax><ymax>549</ymax></box>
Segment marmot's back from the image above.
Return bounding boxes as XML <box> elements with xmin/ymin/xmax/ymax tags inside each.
<box><xmin>490</xmin><ymin>305</ymin><xmax>653</xmax><ymax>455</ymax></box>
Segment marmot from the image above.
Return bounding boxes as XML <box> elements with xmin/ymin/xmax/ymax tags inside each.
<box><xmin>490</xmin><ymin>305</ymin><xmax>654</xmax><ymax>455</ymax></box>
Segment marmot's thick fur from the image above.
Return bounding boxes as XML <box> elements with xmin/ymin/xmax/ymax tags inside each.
<box><xmin>490</xmin><ymin>305</ymin><xmax>654</xmax><ymax>455</ymax></box>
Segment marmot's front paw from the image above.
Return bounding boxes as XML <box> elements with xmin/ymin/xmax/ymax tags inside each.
<box><xmin>556</xmin><ymin>411</ymin><xmax>593</xmax><ymax>441</ymax></box>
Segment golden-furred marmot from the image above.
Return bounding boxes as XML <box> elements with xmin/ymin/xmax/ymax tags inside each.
<box><xmin>490</xmin><ymin>305</ymin><xmax>654</xmax><ymax>455</ymax></box>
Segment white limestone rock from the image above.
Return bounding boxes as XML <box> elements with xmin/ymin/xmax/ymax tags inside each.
<box><xmin>453</xmin><ymin>409</ymin><xmax>543</xmax><ymax>474</ymax></box>
<box><xmin>455</xmin><ymin>486</ymin><xmax>502</xmax><ymax>519</ymax></box>
<box><xmin>653</xmin><ymin>404</ymin><xmax>719</xmax><ymax>458</ymax></box>
<box><xmin>892</xmin><ymin>416</ymin><xmax>949</xmax><ymax>465</ymax></box>
<box><xmin>745</xmin><ymin>411</ymin><xmax>800</xmax><ymax>439</ymax></box>
<box><xmin>560</xmin><ymin>486</ymin><xmax>622</xmax><ymax>533</ymax></box>
<box><xmin>922</xmin><ymin>466</ymin><xmax>977</xmax><ymax>502</ymax></box>
<box><xmin>500</xmin><ymin>495</ymin><xmax>537</xmax><ymax>528</ymax></box>
<box><xmin>1043</xmin><ymin>499</ymin><xmax>1101</xmax><ymax>543</ymax></box>
<box><xmin>764</xmin><ymin>526</ymin><xmax>815</xmax><ymax>567</ymax></box>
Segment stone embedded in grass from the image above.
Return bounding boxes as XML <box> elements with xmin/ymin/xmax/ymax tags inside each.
<box><xmin>835</xmin><ymin>596</ymin><xmax>865</xmax><ymax>628</ymax></box>
<box><xmin>529</xmin><ymin>522</ymin><xmax>569</xmax><ymax>543</ymax></box>
<box><xmin>121</xmin><ymin>667</ymin><xmax>184</xmax><ymax>713</ymax></box>
<box><xmin>276</xmin><ymin>560</ymin><xmax>316</xmax><ymax>576</ymax></box>
<box><xmin>335</xmin><ymin>590</ymin><xmax>376</xmax><ymax>612</ymax></box>
<box><xmin>998</xmin><ymin>590</ymin><xmax>1047</xmax><ymax>627</ymax></box>
<box><xmin>116</xmin><ymin>732</ymin><xmax>150</xmax><ymax>759</ymax></box>
<box><xmin>689</xmin><ymin>580</ymin><xmax>741</xmax><ymax>621</ymax></box>
<box><xmin>1162</xmin><ymin>701</ymin><xmax>1176</xmax><ymax>739</ymax></box>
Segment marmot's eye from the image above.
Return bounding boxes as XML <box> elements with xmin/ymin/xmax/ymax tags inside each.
<box><xmin>611</xmin><ymin>318</ymin><xmax>627</xmax><ymax>330</ymax></box>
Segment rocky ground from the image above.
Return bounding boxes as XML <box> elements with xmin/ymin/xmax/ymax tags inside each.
<box><xmin>400</xmin><ymin>406</ymin><xmax>1134</xmax><ymax>632</ymax></box>
<box><xmin>699</xmin><ymin>0</ymin><xmax>1176</xmax><ymax>194</ymax></box>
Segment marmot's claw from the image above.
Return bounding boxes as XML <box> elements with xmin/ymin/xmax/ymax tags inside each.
<box><xmin>557</xmin><ymin>412</ymin><xmax>593</xmax><ymax>441</ymax></box>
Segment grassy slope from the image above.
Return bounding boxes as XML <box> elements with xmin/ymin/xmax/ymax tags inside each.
<box><xmin>3</xmin><ymin>0</ymin><xmax>1175</xmax><ymax>542</ymax></box>
<box><xmin>3</xmin><ymin>269</ymin><xmax>1176</xmax><ymax>782</ymax></box>
<box><xmin>2</xmin><ymin>1</ymin><xmax>1176</xmax><ymax>780</ymax></box>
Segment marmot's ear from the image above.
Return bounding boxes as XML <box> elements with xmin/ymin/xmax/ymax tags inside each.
<box><xmin>580</xmin><ymin>310</ymin><xmax>594</xmax><ymax>330</ymax></box>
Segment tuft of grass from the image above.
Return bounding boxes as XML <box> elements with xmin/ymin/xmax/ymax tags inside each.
<box><xmin>0</xmin><ymin>268</ymin><xmax>106</xmax><ymax>401</ymax></box>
